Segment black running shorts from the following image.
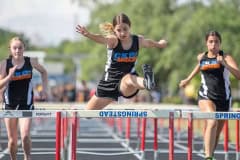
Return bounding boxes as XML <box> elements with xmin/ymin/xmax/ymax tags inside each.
<box><xmin>3</xmin><ymin>103</ymin><xmax>34</xmax><ymax>110</ymax></box>
<box><xmin>198</xmin><ymin>95</ymin><xmax>231</xmax><ymax>112</ymax></box>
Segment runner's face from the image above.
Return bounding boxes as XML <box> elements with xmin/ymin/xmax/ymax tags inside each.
<box><xmin>114</xmin><ymin>23</ymin><xmax>131</xmax><ymax>41</ymax></box>
<box><xmin>206</xmin><ymin>35</ymin><xmax>221</xmax><ymax>54</ymax></box>
<box><xmin>10</xmin><ymin>40</ymin><xmax>24</xmax><ymax>59</ymax></box>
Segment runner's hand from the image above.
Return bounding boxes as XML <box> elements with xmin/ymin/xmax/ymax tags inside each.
<box><xmin>217</xmin><ymin>53</ymin><xmax>226</xmax><ymax>66</ymax></box>
<box><xmin>179</xmin><ymin>79</ymin><xmax>189</xmax><ymax>88</ymax></box>
<box><xmin>39</xmin><ymin>90</ymin><xmax>48</xmax><ymax>101</ymax></box>
<box><xmin>8</xmin><ymin>65</ymin><xmax>18</xmax><ymax>78</ymax></box>
<box><xmin>158</xmin><ymin>39</ymin><xmax>168</xmax><ymax>48</ymax></box>
<box><xmin>76</xmin><ymin>25</ymin><xmax>89</xmax><ymax>36</ymax></box>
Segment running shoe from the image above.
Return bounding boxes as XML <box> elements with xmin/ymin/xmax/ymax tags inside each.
<box><xmin>142</xmin><ymin>64</ymin><xmax>155</xmax><ymax>90</ymax></box>
<box><xmin>205</xmin><ymin>157</ymin><xmax>215</xmax><ymax>160</ymax></box>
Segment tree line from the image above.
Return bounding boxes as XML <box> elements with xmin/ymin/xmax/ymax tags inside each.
<box><xmin>1</xmin><ymin>0</ymin><xmax>240</xmax><ymax>101</ymax></box>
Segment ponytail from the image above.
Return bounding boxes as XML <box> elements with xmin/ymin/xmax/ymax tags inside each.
<box><xmin>99</xmin><ymin>22</ymin><xmax>114</xmax><ymax>36</ymax></box>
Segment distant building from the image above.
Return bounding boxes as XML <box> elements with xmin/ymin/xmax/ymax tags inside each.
<box><xmin>24</xmin><ymin>51</ymin><xmax>46</xmax><ymax>64</ymax></box>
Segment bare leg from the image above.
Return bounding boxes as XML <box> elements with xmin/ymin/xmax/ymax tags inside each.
<box><xmin>120</xmin><ymin>74</ymin><xmax>145</xmax><ymax>97</ymax></box>
<box><xmin>4</xmin><ymin>118</ymin><xmax>18</xmax><ymax>160</ymax></box>
<box><xmin>205</xmin><ymin>119</ymin><xmax>218</xmax><ymax>157</ymax></box>
<box><xmin>199</xmin><ymin>100</ymin><xmax>217</xmax><ymax>158</ymax></box>
<box><xmin>19</xmin><ymin>118</ymin><xmax>32</xmax><ymax>160</ymax></box>
<box><xmin>85</xmin><ymin>95</ymin><xmax>114</xmax><ymax>110</ymax></box>
<box><xmin>213</xmin><ymin>120</ymin><xmax>225</xmax><ymax>151</ymax></box>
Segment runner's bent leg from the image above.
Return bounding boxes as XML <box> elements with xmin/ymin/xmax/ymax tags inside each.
<box><xmin>119</xmin><ymin>74</ymin><xmax>144</xmax><ymax>97</ymax></box>
<box><xmin>85</xmin><ymin>95</ymin><xmax>114</xmax><ymax>110</ymax></box>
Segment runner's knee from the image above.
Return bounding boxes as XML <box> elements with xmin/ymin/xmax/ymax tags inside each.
<box><xmin>207</xmin><ymin>120</ymin><xmax>218</xmax><ymax>129</ymax></box>
<box><xmin>8</xmin><ymin>138</ymin><xmax>18</xmax><ymax>149</ymax></box>
<box><xmin>21</xmin><ymin>135</ymin><xmax>31</xmax><ymax>145</ymax></box>
<box><xmin>121</xmin><ymin>74</ymin><xmax>136</xmax><ymax>88</ymax></box>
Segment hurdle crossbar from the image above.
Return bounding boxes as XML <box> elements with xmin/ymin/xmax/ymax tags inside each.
<box><xmin>182</xmin><ymin>111</ymin><xmax>240</xmax><ymax>120</ymax></box>
<box><xmin>1</xmin><ymin>110</ymin><xmax>240</xmax><ymax>119</ymax></box>
<box><xmin>0</xmin><ymin>109</ymin><xmax>181</xmax><ymax>118</ymax></box>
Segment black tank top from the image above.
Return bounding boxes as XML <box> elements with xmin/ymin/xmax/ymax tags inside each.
<box><xmin>102</xmin><ymin>35</ymin><xmax>139</xmax><ymax>81</ymax></box>
<box><xmin>3</xmin><ymin>56</ymin><xmax>34</xmax><ymax>106</ymax></box>
<box><xmin>198</xmin><ymin>51</ymin><xmax>231</xmax><ymax>100</ymax></box>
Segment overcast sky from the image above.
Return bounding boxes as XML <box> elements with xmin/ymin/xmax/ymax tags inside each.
<box><xmin>0</xmin><ymin>0</ymin><xmax>90</xmax><ymax>46</ymax></box>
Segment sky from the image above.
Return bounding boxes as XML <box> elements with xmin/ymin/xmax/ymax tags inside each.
<box><xmin>0</xmin><ymin>0</ymin><xmax>90</xmax><ymax>46</ymax></box>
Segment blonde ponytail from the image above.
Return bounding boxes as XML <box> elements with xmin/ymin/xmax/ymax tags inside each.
<box><xmin>99</xmin><ymin>22</ymin><xmax>114</xmax><ymax>36</ymax></box>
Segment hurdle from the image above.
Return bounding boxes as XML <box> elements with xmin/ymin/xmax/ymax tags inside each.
<box><xmin>0</xmin><ymin>108</ymin><xmax>239</xmax><ymax>160</ymax></box>
<box><xmin>68</xmin><ymin>109</ymin><xmax>240</xmax><ymax>160</ymax></box>
<box><xmin>68</xmin><ymin>109</ymin><xmax>181</xmax><ymax>160</ymax></box>
<box><xmin>182</xmin><ymin>111</ymin><xmax>240</xmax><ymax>160</ymax></box>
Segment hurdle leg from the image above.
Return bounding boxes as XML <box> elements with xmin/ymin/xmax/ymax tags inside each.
<box><xmin>71</xmin><ymin>112</ymin><xmax>78</xmax><ymax>160</ymax></box>
<box><xmin>224</xmin><ymin>121</ymin><xmax>229</xmax><ymax>160</ymax></box>
<box><xmin>236</xmin><ymin>119</ymin><xmax>239</xmax><ymax>160</ymax></box>
<box><xmin>169</xmin><ymin>112</ymin><xmax>174</xmax><ymax>160</ymax></box>
<box><xmin>62</xmin><ymin>113</ymin><xmax>69</xmax><ymax>160</ymax></box>
<box><xmin>140</xmin><ymin>118</ymin><xmax>147</xmax><ymax>160</ymax></box>
<box><xmin>55</xmin><ymin>112</ymin><xmax>61</xmax><ymax>160</ymax></box>
<box><xmin>153</xmin><ymin>118</ymin><xmax>158</xmax><ymax>160</ymax></box>
<box><xmin>187</xmin><ymin>113</ymin><xmax>193</xmax><ymax>160</ymax></box>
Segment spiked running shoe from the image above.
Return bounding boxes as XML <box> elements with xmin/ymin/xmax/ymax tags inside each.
<box><xmin>142</xmin><ymin>64</ymin><xmax>155</xmax><ymax>90</ymax></box>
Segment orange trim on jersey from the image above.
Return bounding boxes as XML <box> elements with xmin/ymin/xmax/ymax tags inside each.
<box><xmin>201</xmin><ymin>63</ymin><xmax>221</xmax><ymax>70</ymax></box>
<box><xmin>117</xmin><ymin>57</ymin><xmax>137</xmax><ymax>62</ymax></box>
<box><xmin>11</xmin><ymin>74</ymin><xmax>32</xmax><ymax>81</ymax></box>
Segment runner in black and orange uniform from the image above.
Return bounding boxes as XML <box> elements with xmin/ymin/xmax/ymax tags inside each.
<box><xmin>179</xmin><ymin>31</ymin><xmax>240</xmax><ymax>160</ymax></box>
<box><xmin>76</xmin><ymin>13</ymin><xmax>167</xmax><ymax>110</ymax></box>
<box><xmin>0</xmin><ymin>37</ymin><xmax>48</xmax><ymax>160</ymax></box>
